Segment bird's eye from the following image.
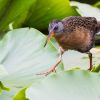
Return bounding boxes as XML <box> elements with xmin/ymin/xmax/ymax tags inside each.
<box><xmin>54</xmin><ymin>26</ymin><xmax>58</xmax><ymax>30</ymax></box>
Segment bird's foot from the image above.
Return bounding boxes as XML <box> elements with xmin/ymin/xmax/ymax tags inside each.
<box><xmin>44</xmin><ymin>66</ymin><xmax>57</xmax><ymax>76</ymax></box>
<box><xmin>36</xmin><ymin>65</ymin><xmax>57</xmax><ymax>76</ymax></box>
<box><xmin>37</xmin><ymin>58</ymin><xmax>61</xmax><ymax>76</ymax></box>
<box><xmin>88</xmin><ymin>67</ymin><xmax>92</xmax><ymax>71</ymax></box>
<box><xmin>37</xmin><ymin>47</ymin><xmax>64</xmax><ymax>76</ymax></box>
<box><xmin>44</xmin><ymin>47</ymin><xmax>64</xmax><ymax>76</ymax></box>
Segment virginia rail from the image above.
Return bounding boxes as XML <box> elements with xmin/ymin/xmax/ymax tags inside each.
<box><xmin>44</xmin><ymin>16</ymin><xmax>100</xmax><ymax>75</ymax></box>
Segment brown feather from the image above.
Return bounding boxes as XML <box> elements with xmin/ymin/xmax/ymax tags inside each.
<box><xmin>54</xmin><ymin>16</ymin><xmax>97</xmax><ymax>53</ymax></box>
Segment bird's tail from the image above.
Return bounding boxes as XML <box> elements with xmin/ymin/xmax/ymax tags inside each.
<box><xmin>95</xmin><ymin>21</ymin><xmax>100</xmax><ymax>43</ymax></box>
<box><xmin>96</xmin><ymin>21</ymin><xmax>100</xmax><ymax>34</ymax></box>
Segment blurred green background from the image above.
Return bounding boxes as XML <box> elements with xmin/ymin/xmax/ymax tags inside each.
<box><xmin>0</xmin><ymin>0</ymin><xmax>99</xmax><ymax>37</ymax></box>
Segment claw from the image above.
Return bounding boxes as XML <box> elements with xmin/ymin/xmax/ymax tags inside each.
<box><xmin>37</xmin><ymin>46</ymin><xmax>64</xmax><ymax>76</ymax></box>
<box><xmin>36</xmin><ymin>58</ymin><xmax>61</xmax><ymax>76</ymax></box>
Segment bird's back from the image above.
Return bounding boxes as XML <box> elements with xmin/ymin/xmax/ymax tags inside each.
<box><xmin>62</xmin><ymin>16</ymin><xmax>97</xmax><ymax>35</ymax></box>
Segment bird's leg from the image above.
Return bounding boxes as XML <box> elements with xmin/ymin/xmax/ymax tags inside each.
<box><xmin>44</xmin><ymin>58</ymin><xmax>61</xmax><ymax>76</ymax></box>
<box><xmin>87</xmin><ymin>52</ymin><xmax>93</xmax><ymax>70</ymax></box>
<box><xmin>37</xmin><ymin>46</ymin><xmax>64</xmax><ymax>76</ymax></box>
<box><xmin>44</xmin><ymin>46</ymin><xmax>64</xmax><ymax>75</ymax></box>
<box><xmin>59</xmin><ymin>46</ymin><xmax>65</xmax><ymax>55</ymax></box>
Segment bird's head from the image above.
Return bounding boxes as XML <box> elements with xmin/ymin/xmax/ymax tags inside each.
<box><xmin>44</xmin><ymin>20</ymin><xmax>64</xmax><ymax>47</ymax></box>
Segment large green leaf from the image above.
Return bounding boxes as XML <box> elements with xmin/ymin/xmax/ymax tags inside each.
<box><xmin>0</xmin><ymin>0</ymin><xmax>10</xmax><ymax>19</ymax></box>
<box><xmin>13</xmin><ymin>88</ymin><xmax>28</xmax><ymax>100</ymax></box>
<box><xmin>0</xmin><ymin>28</ymin><xmax>63</xmax><ymax>100</ymax></box>
<box><xmin>0</xmin><ymin>81</ymin><xmax>9</xmax><ymax>93</ymax></box>
<box><xmin>24</xmin><ymin>0</ymin><xmax>79</xmax><ymax>30</ymax></box>
<box><xmin>71</xmin><ymin>1</ymin><xmax>100</xmax><ymax>21</ymax></box>
<box><xmin>0</xmin><ymin>0</ymin><xmax>79</xmax><ymax>33</ymax></box>
<box><xmin>0</xmin><ymin>0</ymin><xmax>36</xmax><ymax>32</ymax></box>
<box><xmin>94</xmin><ymin>1</ymin><xmax>100</xmax><ymax>8</ymax></box>
<box><xmin>26</xmin><ymin>70</ymin><xmax>100</xmax><ymax>100</ymax></box>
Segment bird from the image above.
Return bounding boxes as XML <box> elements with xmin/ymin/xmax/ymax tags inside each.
<box><xmin>44</xmin><ymin>16</ymin><xmax>100</xmax><ymax>74</ymax></box>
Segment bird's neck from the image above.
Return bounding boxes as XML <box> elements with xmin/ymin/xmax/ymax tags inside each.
<box><xmin>54</xmin><ymin>34</ymin><xmax>63</xmax><ymax>44</ymax></box>
<box><xmin>54</xmin><ymin>33</ymin><xmax>68</xmax><ymax>49</ymax></box>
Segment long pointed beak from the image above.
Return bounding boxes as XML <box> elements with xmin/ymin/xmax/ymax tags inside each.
<box><xmin>44</xmin><ymin>31</ymin><xmax>54</xmax><ymax>47</ymax></box>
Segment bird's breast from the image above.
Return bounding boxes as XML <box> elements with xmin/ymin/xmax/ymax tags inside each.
<box><xmin>55</xmin><ymin>27</ymin><xmax>94</xmax><ymax>53</ymax></box>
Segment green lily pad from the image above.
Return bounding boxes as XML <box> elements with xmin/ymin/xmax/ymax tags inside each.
<box><xmin>62</xmin><ymin>50</ymin><xmax>100</xmax><ymax>70</ymax></box>
<box><xmin>26</xmin><ymin>70</ymin><xmax>100</xmax><ymax>100</ymax></box>
<box><xmin>0</xmin><ymin>28</ymin><xmax>63</xmax><ymax>100</ymax></box>
<box><xmin>71</xmin><ymin>1</ymin><xmax>100</xmax><ymax>21</ymax></box>
<box><xmin>0</xmin><ymin>65</ymin><xmax>8</xmax><ymax>77</ymax></box>
<box><xmin>13</xmin><ymin>88</ymin><xmax>28</xmax><ymax>100</ymax></box>
<box><xmin>0</xmin><ymin>81</ymin><xmax>9</xmax><ymax>93</ymax></box>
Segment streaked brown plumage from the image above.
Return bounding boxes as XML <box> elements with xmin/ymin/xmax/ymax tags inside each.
<box><xmin>44</xmin><ymin>16</ymin><xmax>100</xmax><ymax>75</ymax></box>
